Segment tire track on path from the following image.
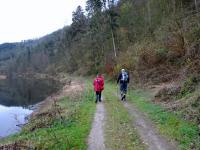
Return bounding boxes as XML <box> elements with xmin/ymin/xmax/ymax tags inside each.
<box><xmin>88</xmin><ymin>102</ymin><xmax>105</xmax><ymax>150</ymax></box>
<box><xmin>123</xmin><ymin>101</ymin><xmax>178</xmax><ymax>150</ymax></box>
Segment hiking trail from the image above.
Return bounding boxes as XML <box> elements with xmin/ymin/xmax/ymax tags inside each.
<box><xmin>123</xmin><ymin>101</ymin><xmax>178</xmax><ymax>150</ymax></box>
<box><xmin>88</xmin><ymin>83</ymin><xmax>178</xmax><ymax>150</ymax></box>
<box><xmin>88</xmin><ymin>102</ymin><xmax>106</xmax><ymax>150</ymax></box>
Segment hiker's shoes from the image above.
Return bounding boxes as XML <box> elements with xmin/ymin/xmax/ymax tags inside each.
<box><xmin>121</xmin><ymin>97</ymin><xmax>123</xmax><ymax>101</ymax></box>
<box><xmin>95</xmin><ymin>99</ymin><xmax>102</xmax><ymax>103</ymax></box>
<box><xmin>121</xmin><ymin>94</ymin><xmax>123</xmax><ymax>101</ymax></box>
<box><xmin>121</xmin><ymin>95</ymin><xmax>126</xmax><ymax>101</ymax></box>
<box><xmin>121</xmin><ymin>94</ymin><xmax>125</xmax><ymax>101</ymax></box>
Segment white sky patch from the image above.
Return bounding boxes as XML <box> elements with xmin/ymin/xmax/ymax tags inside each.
<box><xmin>0</xmin><ymin>0</ymin><xmax>86</xmax><ymax>44</ymax></box>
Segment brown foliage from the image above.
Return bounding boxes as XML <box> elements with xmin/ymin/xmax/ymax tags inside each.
<box><xmin>186</xmin><ymin>43</ymin><xmax>200</xmax><ymax>59</ymax></box>
<box><xmin>137</xmin><ymin>65</ymin><xmax>179</xmax><ymax>85</ymax></box>
<box><xmin>0</xmin><ymin>141</ymin><xmax>32</xmax><ymax>150</ymax></box>
<box><xmin>28</xmin><ymin>98</ymin><xmax>64</xmax><ymax>132</ymax></box>
<box><xmin>164</xmin><ymin>33</ymin><xmax>185</xmax><ymax>57</ymax></box>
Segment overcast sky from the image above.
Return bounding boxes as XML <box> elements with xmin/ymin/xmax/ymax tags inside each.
<box><xmin>0</xmin><ymin>0</ymin><xmax>86</xmax><ymax>44</ymax></box>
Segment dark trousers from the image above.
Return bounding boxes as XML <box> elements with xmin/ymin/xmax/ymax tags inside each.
<box><xmin>120</xmin><ymin>82</ymin><xmax>128</xmax><ymax>93</ymax></box>
<box><xmin>120</xmin><ymin>82</ymin><xmax>128</xmax><ymax>100</ymax></box>
<box><xmin>96</xmin><ymin>91</ymin><xmax>102</xmax><ymax>102</ymax></box>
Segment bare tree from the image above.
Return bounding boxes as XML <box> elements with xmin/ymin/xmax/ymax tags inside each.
<box><xmin>147</xmin><ymin>1</ymin><xmax>151</xmax><ymax>25</ymax></box>
<box><xmin>107</xmin><ymin>0</ymin><xmax>117</xmax><ymax>58</ymax></box>
<box><xmin>194</xmin><ymin>0</ymin><xmax>198</xmax><ymax>11</ymax></box>
<box><xmin>172</xmin><ymin>0</ymin><xmax>176</xmax><ymax>14</ymax></box>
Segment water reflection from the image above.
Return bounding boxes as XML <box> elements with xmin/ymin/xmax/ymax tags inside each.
<box><xmin>0</xmin><ymin>77</ymin><xmax>62</xmax><ymax>137</ymax></box>
<box><xmin>0</xmin><ymin>105</ymin><xmax>32</xmax><ymax>137</ymax></box>
<box><xmin>0</xmin><ymin>77</ymin><xmax>61</xmax><ymax>107</ymax></box>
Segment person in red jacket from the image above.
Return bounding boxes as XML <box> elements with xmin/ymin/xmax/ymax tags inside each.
<box><xmin>93</xmin><ymin>74</ymin><xmax>104</xmax><ymax>103</ymax></box>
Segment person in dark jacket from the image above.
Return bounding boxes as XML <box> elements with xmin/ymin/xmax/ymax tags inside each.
<box><xmin>117</xmin><ymin>69</ymin><xmax>129</xmax><ymax>101</ymax></box>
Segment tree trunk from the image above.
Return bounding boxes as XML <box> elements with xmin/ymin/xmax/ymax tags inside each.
<box><xmin>172</xmin><ymin>0</ymin><xmax>176</xmax><ymax>14</ymax></box>
<box><xmin>107</xmin><ymin>0</ymin><xmax>117</xmax><ymax>58</ymax></box>
<box><xmin>194</xmin><ymin>0</ymin><xmax>198</xmax><ymax>11</ymax></box>
<box><xmin>147</xmin><ymin>1</ymin><xmax>151</xmax><ymax>26</ymax></box>
<box><xmin>111</xmin><ymin>28</ymin><xmax>117</xmax><ymax>58</ymax></box>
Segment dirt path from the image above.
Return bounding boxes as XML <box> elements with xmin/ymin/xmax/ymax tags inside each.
<box><xmin>123</xmin><ymin>101</ymin><xmax>177</xmax><ymax>150</ymax></box>
<box><xmin>88</xmin><ymin>102</ymin><xmax>106</xmax><ymax>150</ymax></box>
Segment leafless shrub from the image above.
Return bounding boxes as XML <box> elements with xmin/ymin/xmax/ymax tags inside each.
<box><xmin>155</xmin><ymin>85</ymin><xmax>181</xmax><ymax>101</ymax></box>
<box><xmin>27</xmin><ymin>97</ymin><xmax>65</xmax><ymax>131</ymax></box>
<box><xmin>52</xmin><ymin>96</ymin><xmax>64</xmax><ymax>123</ymax></box>
<box><xmin>0</xmin><ymin>141</ymin><xmax>33</xmax><ymax>150</ymax></box>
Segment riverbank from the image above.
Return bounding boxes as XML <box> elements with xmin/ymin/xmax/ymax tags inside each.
<box><xmin>31</xmin><ymin>79</ymin><xmax>82</xmax><ymax>116</ymax></box>
<box><xmin>0</xmin><ymin>79</ymin><xmax>96</xmax><ymax>149</ymax></box>
<box><xmin>9</xmin><ymin>72</ymin><xmax>68</xmax><ymax>82</ymax></box>
<box><xmin>0</xmin><ymin>75</ymin><xmax>70</xmax><ymax>137</ymax></box>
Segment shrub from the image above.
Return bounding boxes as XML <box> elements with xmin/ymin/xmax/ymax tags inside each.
<box><xmin>135</xmin><ymin>40</ymin><xmax>167</xmax><ymax>67</ymax></box>
<box><xmin>177</xmin><ymin>75</ymin><xmax>200</xmax><ymax>99</ymax></box>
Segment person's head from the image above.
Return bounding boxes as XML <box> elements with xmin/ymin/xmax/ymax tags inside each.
<box><xmin>121</xmin><ymin>69</ymin><xmax>125</xmax><ymax>73</ymax></box>
<box><xmin>96</xmin><ymin>73</ymin><xmax>102</xmax><ymax>77</ymax></box>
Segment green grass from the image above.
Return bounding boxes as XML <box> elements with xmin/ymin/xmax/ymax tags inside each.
<box><xmin>104</xmin><ymin>83</ymin><xmax>145</xmax><ymax>150</ymax></box>
<box><xmin>0</xmin><ymin>81</ymin><xmax>96</xmax><ymax>150</ymax></box>
<box><xmin>127</xmin><ymin>89</ymin><xmax>200</xmax><ymax>150</ymax></box>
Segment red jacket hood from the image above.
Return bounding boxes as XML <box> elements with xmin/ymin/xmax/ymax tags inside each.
<box><xmin>93</xmin><ymin>76</ymin><xmax>104</xmax><ymax>92</ymax></box>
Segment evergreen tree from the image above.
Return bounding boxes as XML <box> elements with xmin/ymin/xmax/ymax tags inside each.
<box><xmin>71</xmin><ymin>6</ymin><xmax>88</xmax><ymax>38</ymax></box>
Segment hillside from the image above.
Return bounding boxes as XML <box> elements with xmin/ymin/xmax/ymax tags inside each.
<box><xmin>0</xmin><ymin>0</ymin><xmax>200</xmax><ymax>126</ymax></box>
<box><xmin>0</xmin><ymin>30</ymin><xmax>62</xmax><ymax>75</ymax></box>
<box><xmin>0</xmin><ymin>0</ymin><xmax>199</xmax><ymax>76</ymax></box>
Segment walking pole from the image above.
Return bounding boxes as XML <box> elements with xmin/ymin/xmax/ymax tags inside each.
<box><xmin>116</xmin><ymin>83</ymin><xmax>119</xmax><ymax>99</ymax></box>
<box><xmin>118</xmin><ymin>84</ymin><xmax>122</xmax><ymax>100</ymax></box>
<box><xmin>116</xmin><ymin>83</ymin><xmax>118</xmax><ymax>96</ymax></box>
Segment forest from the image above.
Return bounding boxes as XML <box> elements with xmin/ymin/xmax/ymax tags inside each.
<box><xmin>0</xmin><ymin>0</ymin><xmax>199</xmax><ymax>82</ymax></box>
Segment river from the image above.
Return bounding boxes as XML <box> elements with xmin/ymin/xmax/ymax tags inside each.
<box><xmin>0</xmin><ymin>77</ymin><xmax>62</xmax><ymax>137</ymax></box>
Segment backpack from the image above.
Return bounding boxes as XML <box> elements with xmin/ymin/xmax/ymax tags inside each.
<box><xmin>121</xmin><ymin>72</ymin><xmax>128</xmax><ymax>82</ymax></box>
